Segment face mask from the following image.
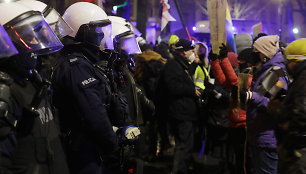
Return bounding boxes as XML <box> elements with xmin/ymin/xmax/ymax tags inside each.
<box><xmin>239</xmin><ymin>63</ymin><xmax>248</xmax><ymax>71</ymax></box>
<box><xmin>188</xmin><ymin>53</ymin><xmax>195</xmax><ymax>62</ymax></box>
<box><xmin>252</xmin><ymin>52</ymin><xmax>261</xmax><ymax>63</ymax></box>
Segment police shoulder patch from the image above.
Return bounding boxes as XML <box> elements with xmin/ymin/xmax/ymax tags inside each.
<box><xmin>81</xmin><ymin>77</ymin><xmax>98</xmax><ymax>88</ymax></box>
<box><xmin>69</xmin><ymin>57</ymin><xmax>79</xmax><ymax>65</ymax></box>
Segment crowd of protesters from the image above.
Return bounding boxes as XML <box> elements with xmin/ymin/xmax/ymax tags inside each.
<box><xmin>1</xmin><ymin>1</ymin><xmax>306</xmax><ymax>174</ymax></box>
<box><xmin>136</xmin><ymin>32</ymin><xmax>306</xmax><ymax>174</ymax></box>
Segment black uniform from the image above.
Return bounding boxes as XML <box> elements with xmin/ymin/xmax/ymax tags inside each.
<box><xmin>52</xmin><ymin>41</ymin><xmax>118</xmax><ymax>174</ymax></box>
<box><xmin>0</xmin><ymin>58</ymin><xmax>70</xmax><ymax>174</ymax></box>
<box><xmin>0</xmin><ymin>69</ymin><xmax>17</xmax><ymax>174</ymax></box>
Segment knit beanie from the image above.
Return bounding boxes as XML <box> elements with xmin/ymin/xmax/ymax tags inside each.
<box><xmin>284</xmin><ymin>38</ymin><xmax>306</xmax><ymax>61</ymax></box>
<box><xmin>168</xmin><ymin>35</ymin><xmax>179</xmax><ymax>46</ymax></box>
<box><xmin>253</xmin><ymin>35</ymin><xmax>279</xmax><ymax>59</ymax></box>
<box><xmin>238</xmin><ymin>48</ymin><xmax>260</xmax><ymax>66</ymax></box>
<box><xmin>228</xmin><ymin>52</ymin><xmax>238</xmax><ymax>68</ymax></box>
<box><xmin>235</xmin><ymin>33</ymin><xmax>253</xmax><ymax>55</ymax></box>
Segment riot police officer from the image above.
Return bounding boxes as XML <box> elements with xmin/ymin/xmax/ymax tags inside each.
<box><xmin>17</xmin><ymin>0</ymin><xmax>73</xmax><ymax>40</ymax></box>
<box><xmin>52</xmin><ymin>2</ymin><xmax>123</xmax><ymax>174</ymax></box>
<box><xmin>0</xmin><ymin>23</ymin><xmax>19</xmax><ymax>174</ymax></box>
<box><xmin>16</xmin><ymin>0</ymin><xmax>74</xmax><ymax>79</ymax></box>
<box><xmin>109</xmin><ymin>17</ymin><xmax>145</xmax><ymax>125</ymax></box>
<box><xmin>0</xmin><ymin>2</ymin><xmax>69</xmax><ymax>174</ymax></box>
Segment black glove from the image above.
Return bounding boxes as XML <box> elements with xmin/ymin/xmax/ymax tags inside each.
<box><xmin>231</xmin><ymin>85</ymin><xmax>248</xmax><ymax>103</ymax></box>
<box><xmin>208</xmin><ymin>50</ymin><xmax>218</xmax><ymax>61</ymax></box>
<box><xmin>231</xmin><ymin>85</ymin><xmax>238</xmax><ymax>100</ymax></box>
<box><xmin>239</xmin><ymin>88</ymin><xmax>248</xmax><ymax>104</ymax></box>
<box><xmin>204</xmin><ymin>79</ymin><xmax>215</xmax><ymax>90</ymax></box>
<box><xmin>219</xmin><ymin>43</ymin><xmax>228</xmax><ymax>59</ymax></box>
<box><xmin>273</xmin><ymin>88</ymin><xmax>287</xmax><ymax>101</ymax></box>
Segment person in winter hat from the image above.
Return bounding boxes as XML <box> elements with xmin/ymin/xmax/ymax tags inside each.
<box><xmin>167</xmin><ymin>34</ymin><xmax>179</xmax><ymax>59</ymax></box>
<box><xmin>268</xmin><ymin>38</ymin><xmax>306</xmax><ymax>174</ymax></box>
<box><xmin>209</xmin><ymin>44</ymin><xmax>255</xmax><ymax>174</ymax></box>
<box><xmin>237</xmin><ymin>35</ymin><xmax>289</xmax><ymax>174</ymax></box>
<box><xmin>235</xmin><ymin>33</ymin><xmax>253</xmax><ymax>55</ymax></box>
<box><xmin>228</xmin><ymin>52</ymin><xmax>239</xmax><ymax>69</ymax></box>
<box><xmin>253</xmin><ymin>35</ymin><xmax>280</xmax><ymax>61</ymax></box>
<box><xmin>237</xmin><ymin>48</ymin><xmax>261</xmax><ymax>73</ymax></box>
<box><xmin>159</xmin><ymin>38</ymin><xmax>200</xmax><ymax>174</ymax></box>
<box><xmin>168</xmin><ymin>34</ymin><xmax>179</xmax><ymax>47</ymax></box>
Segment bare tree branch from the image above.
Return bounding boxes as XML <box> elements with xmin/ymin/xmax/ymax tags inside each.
<box><xmin>196</xmin><ymin>0</ymin><xmax>208</xmax><ymax>15</ymax></box>
<box><xmin>229</xmin><ymin>0</ymin><xmax>272</xmax><ymax>20</ymax></box>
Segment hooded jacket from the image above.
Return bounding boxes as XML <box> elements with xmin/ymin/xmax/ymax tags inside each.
<box><xmin>247</xmin><ymin>51</ymin><xmax>289</xmax><ymax>149</ymax></box>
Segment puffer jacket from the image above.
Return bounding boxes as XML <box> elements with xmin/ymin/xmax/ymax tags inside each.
<box><xmin>247</xmin><ymin>51</ymin><xmax>289</xmax><ymax>149</ymax></box>
<box><xmin>210</xmin><ymin>57</ymin><xmax>252</xmax><ymax>127</ymax></box>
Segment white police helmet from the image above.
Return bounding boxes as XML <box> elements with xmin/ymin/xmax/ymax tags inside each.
<box><xmin>108</xmin><ymin>15</ymin><xmax>142</xmax><ymax>37</ymax></box>
<box><xmin>0</xmin><ymin>2</ymin><xmax>63</xmax><ymax>55</ymax></box>
<box><xmin>62</xmin><ymin>2</ymin><xmax>113</xmax><ymax>50</ymax></box>
<box><xmin>0</xmin><ymin>24</ymin><xmax>18</xmax><ymax>58</ymax></box>
<box><xmin>136</xmin><ymin>36</ymin><xmax>146</xmax><ymax>46</ymax></box>
<box><xmin>17</xmin><ymin>0</ymin><xmax>73</xmax><ymax>39</ymax></box>
<box><xmin>110</xmin><ymin>20</ymin><xmax>141</xmax><ymax>55</ymax></box>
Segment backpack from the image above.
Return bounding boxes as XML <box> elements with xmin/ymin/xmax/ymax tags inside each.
<box><xmin>256</xmin><ymin>66</ymin><xmax>288</xmax><ymax>97</ymax></box>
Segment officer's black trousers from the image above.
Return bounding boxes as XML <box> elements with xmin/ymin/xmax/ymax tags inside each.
<box><xmin>0</xmin><ymin>154</ymin><xmax>12</xmax><ymax>174</ymax></box>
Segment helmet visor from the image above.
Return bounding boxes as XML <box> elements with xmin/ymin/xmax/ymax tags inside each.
<box><xmin>99</xmin><ymin>23</ymin><xmax>114</xmax><ymax>50</ymax></box>
<box><xmin>43</xmin><ymin>6</ymin><xmax>73</xmax><ymax>39</ymax></box>
<box><xmin>4</xmin><ymin>11</ymin><xmax>63</xmax><ymax>55</ymax></box>
<box><xmin>0</xmin><ymin>25</ymin><xmax>18</xmax><ymax>58</ymax></box>
<box><xmin>115</xmin><ymin>31</ymin><xmax>141</xmax><ymax>55</ymax></box>
<box><xmin>78</xmin><ymin>20</ymin><xmax>114</xmax><ymax>50</ymax></box>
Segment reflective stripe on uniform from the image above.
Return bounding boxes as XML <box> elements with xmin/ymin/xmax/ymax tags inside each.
<box><xmin>194</xmin><ymin>79</ymin><xmax>204</xmax><ymax>83</ymax></box>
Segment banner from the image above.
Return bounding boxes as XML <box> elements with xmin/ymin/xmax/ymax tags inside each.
<box><xmin>207</xmin><ymin>0</ymin><xmax>226</xmax><ymax>54</ymax></box>
<box><xmin>169</xmin><ymin>0</ymin><xmax>182</xmax><ymax>33</ymax></box>
<box><xmin>225</xmin><ymin>2</ymin><xmax>237</xmax><ymax>53</ymax></box>
<box><xmin>161</xmin><ymin>0</ymin><xmax>176</xmax><ymax>31</ymax></box>
<box><xmin>252</xmin><ymin>22</ymin><xmax>263</xmax><ymax>38</ymax></box>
